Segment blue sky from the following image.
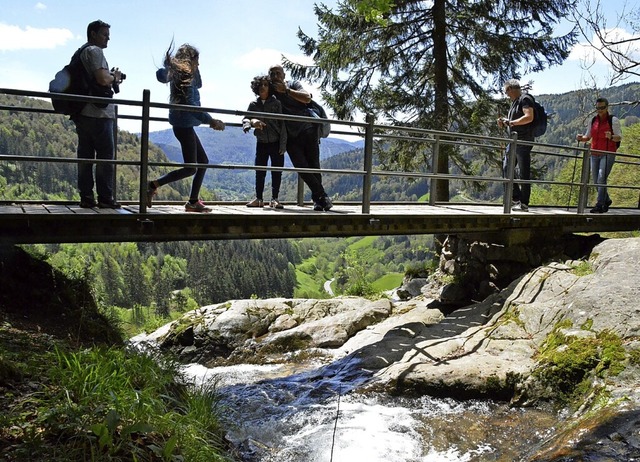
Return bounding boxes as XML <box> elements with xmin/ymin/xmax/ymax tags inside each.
<box><xmin>1</xmin><ymin>0</ymin><xmax>638</xmax><ymax>135</ymax></box>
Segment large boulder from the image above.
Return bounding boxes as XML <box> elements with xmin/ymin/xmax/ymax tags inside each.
<box><xmin>132</xmin><ymin>297</ymin><xmax>393</xmax><ymax>366</ymax></box>
<box><xmin>370</xmin><ymin>238</ymin><xmax>640</xmax><ymax>405</ymax></box>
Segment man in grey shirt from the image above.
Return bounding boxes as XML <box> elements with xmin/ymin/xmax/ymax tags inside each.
<box><xmin>73</xmin><ymin>19</ymin><xmax>124</xmax><ymax>209</ymax></box>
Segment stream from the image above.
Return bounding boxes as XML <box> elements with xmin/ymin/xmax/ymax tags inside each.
<box><xmin>181</xmin><ymin>358</ymin><xmax>562</xmax><ymax>461</ymax></box>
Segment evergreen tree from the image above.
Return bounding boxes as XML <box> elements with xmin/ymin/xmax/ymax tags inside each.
<box><xmin>290</xmin><ymin>0</ymin><xmax>578</xmax><ymax>202</ymax></box>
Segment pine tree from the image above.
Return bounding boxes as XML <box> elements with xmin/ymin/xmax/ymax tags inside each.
<box><xmin>290</xmin><ymin>0</ymin><xmax>578</xmax><ymax>202</ymax></box>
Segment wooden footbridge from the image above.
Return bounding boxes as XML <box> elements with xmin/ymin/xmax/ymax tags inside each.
<box><xmin>2</xmin><ymin>88</ymin><xmax>640</xmax><ymax>245</ymax></box>
<box><xmin>1</xmin><ymin>201</ymin><xmax>640</xmax><ymax>245</ymax></box>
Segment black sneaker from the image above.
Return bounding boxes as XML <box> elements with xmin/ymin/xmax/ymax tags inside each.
<box><xmin>80</xmin><ymin>198</ymin><xmax>97</xmax><ymax>208</ymax></box>
<box><xmin>98</xmin><ymin>199</ymin><xmax>122</xmax><ymax>209</ymax></box>
<box><xmin>604</xmin><ymin>199</ymin><xmax>612</xmax><ymax>212</ymax></box>
<box><xmin>315</xmin><ymin>195</ymin><xmax>333</xmax><ymax>211</ymax></box>
<box><xmin>590</xmin><ymin>204</ymin><xmax>605</xmax><ymax>214</ymax></box>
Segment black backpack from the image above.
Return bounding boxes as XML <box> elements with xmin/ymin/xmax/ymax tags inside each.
<box><xmin>48</xmin><ymin>44</ymin><xmax>93</xmax><ymax>115</ymax></box>
<box><xmin>591</xmin><ymin>114</ymin><xmax>621</xmax><ymax>149</ymax></box>
<box><xmin>524</xmin><ymin>93</ymin><xmax>548</xmax><ymax>138</ymax></box>
<box><xmin>306</xmin><ymin>99</ymin><xmax>331</xmax><ymax>138</ymax></box>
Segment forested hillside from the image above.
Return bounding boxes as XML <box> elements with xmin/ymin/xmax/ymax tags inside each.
<box><xmin>42</xmin><ymin>240</ymin><xmax>298</xmax><ymax>312</ymax></box>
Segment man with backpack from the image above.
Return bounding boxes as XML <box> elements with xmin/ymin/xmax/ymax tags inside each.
<box><xmin>497</xmin><ymin>79</ymin><xmax>535</xmax><ymax>212</ymax></box>
<box><xmin>73</xmin><ymin>19</ymin><xmax>124</xmax><ymax>209</ymax></box>
<box><xmin>576</xmin><ymin>97</ymin><xmax>622</xmax><ymax>213</ymax></box>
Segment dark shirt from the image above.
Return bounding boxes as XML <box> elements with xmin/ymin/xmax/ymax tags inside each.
<box><xmin>244</xmin><ymin>95</ymin><xmax>287</xmax><ymax>153</ymax></box>
<box><xmin>156</xmin><ymin>67</ymin><xmax>213</xmax><ymax>128</ymax></box>
<box><xmin>273</xmin><ymin>80</ymin><xmax>312</xmax><ymax>138</ymax></box>
<box><xmin>508</xmin><ymin>94</ymin><xmax>534</xmax><ymax>141</ymax></box>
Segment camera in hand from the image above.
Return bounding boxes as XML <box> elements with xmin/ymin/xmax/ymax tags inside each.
<box><xmin>111</xmin><ymin>69</ymin><xmax>126</xmax><ymax>93</ymax></box>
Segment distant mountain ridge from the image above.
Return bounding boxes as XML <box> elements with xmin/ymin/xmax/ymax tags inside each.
<box><xmin>149</xmin><ymin>126</ymin><xmax>364</xmax><ymax>165</ymax></box>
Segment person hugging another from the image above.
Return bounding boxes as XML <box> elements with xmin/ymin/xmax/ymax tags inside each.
<box><xmin>147</xmin><ymin>42</ymin><xmax>225</xmax><ymax>213</ymax></box>
<box><xmin>242</xmin><ymin>75</ymin><xmax>287</xmax><ymax>209</ymax></box>
<box><xmin>269</xmin><ymin>64</ymin><xmax>332</xmax><ymax>211</ymax></box>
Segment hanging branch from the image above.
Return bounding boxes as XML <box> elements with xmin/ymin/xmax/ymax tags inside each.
<box><xmin>572</xmin><ymin>0</ymin><xmax>640</xmax><ymax>84</ymax></box>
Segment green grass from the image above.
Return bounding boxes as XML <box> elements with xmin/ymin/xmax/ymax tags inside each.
<box><xmin>348</xmin><ymin>235</ymin><xmax>378</xmax><ymax>250</ymax></box>
<box><xmin>111</xmin><ymin>305</ymin><xmax>187</xmax><ymax>338</ymax></box>
<box><xmin>0</xmin><ymin>336</ymin><xmax>232</xmax><ymax>461</ymax></box>
<box><xmin>294</xmin><ymin>268</ymin><xmax>327</xmax><ymax>298</ymax></box>
<box><xmin>371</xmin><ymin>272</ymin><xmax>404</xmax><ymax>291</ymax></box>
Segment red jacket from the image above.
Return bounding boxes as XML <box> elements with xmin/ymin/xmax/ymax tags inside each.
<box><xmin>589</xmin><ymin>113</ymin><xmax>618</xmax><ymax>154</ymax></box>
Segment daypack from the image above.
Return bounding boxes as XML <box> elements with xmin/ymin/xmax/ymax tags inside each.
<box><xmin>591</xmin><ymin>114</ymin><xmax>621</xmax><ymax>149</ymax></box>
<box><xmin>307</xmin><ymin>99</ymin><xmax>331</xmax><ymax>138</ymax></box>
<box><xmin>49</xmin><ymin>44</ymin><xmax>111</xmax><ymax>115</ymax></box>
<box><xmin>524</xmin><ymin>93</ymin><xmax>548</xmax><ymax>138</ymax></box>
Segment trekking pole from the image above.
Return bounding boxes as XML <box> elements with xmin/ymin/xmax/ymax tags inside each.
<box><xmin>567</xmin><ymin>140</ymin><xmax>580</xmax><ymax>210</ymax></box>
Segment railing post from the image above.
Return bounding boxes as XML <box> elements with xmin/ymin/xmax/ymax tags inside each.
<box><xmin>113</xmin><ymin>105</ymin><xmax>118</xmax><ymax>200</ymax></box>
<box><xmin>362</xmin><ymin>113</ymin><xmax>375</xmax><ymax>214</ymax></box>
<box><xmin>429</xmin><ymin>135</ymin><xmax>440</xmax><ymax>206</ymax></box>
<box><xmin>296</xmin><ymin>176</ymin><xmax>305</xmax><ymax>207</ymax></box>
<box><xmin>503</xmin><ymin>132</ymin><xmax>519</xmax><ymax>214</ymax></box>
<box><xmin>577</xmin><ymin>144</ymin><xmax>591</xmax><ymax>214</ymax></box>
<box><xmin>139</xmin><ymin>89</ymin><xmax>151</xmax><ymax>213</ymax></box>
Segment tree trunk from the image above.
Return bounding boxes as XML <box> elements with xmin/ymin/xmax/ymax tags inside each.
<box><xmin>432</xmin><ymin>0</ymin><xmax>450</xmax><ymax>203</ymax></box>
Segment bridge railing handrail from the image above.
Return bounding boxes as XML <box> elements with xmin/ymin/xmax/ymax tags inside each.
<box><xmin>1</xmin><ymin>87</ymin><xmax>639</xmax><ymax>214</ymax></box>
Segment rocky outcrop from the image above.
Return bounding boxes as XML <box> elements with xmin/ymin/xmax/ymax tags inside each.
<box><xmin>133</xmin><ymin>297</ymin><xmax>393</xmax><ymax>366</ymax></box>
<box><xmin>134</xmin><ymin>237</ymin><xmax>640</xmax><ymax>459</ymax></box>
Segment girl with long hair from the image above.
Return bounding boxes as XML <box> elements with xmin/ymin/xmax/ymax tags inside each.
<box><xmin>148</xmin><ymin>42</ymin><xmax>225</xmax><ymax>212</ymax></box>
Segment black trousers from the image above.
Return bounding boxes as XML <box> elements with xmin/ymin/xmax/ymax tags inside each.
<box><xmin>254</xmin><ymin>141</ymin><xmax>284</xmax><ymax>200</ymax></box>
<box><xmin>286</xmin><ymin>128</ymin><xmax>326</xmax><ymax>202</ymax></box>
<box><xmin>157</xmin><ymin>126</ymin><xmax>209</xmax><ymax>201</ymax></box>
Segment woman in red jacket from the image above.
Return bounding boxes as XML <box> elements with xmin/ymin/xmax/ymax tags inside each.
<box><xmin>577</xmin><ymin>98</ymin><xmax>622</xmax><ymax>213</ymax></box>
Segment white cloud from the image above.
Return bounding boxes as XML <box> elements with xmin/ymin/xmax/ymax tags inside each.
<box><xmin>569</xmin><ymin>27</ymin><xmax>640</xmax><ymax>64</ymax></box>
<box><xmin>0</xmin><ymin>23</ymin><xmax>73</xmax><ymax>51</ymax></box>
<box><xmin>35</xmin><ymin>2</ymin><xmax>47</xmax><ymax>11</ymax></box>
<box><xmin>233</xmin><ymin>48</ymin><xmax>314</xmax><ymax>72</ymax></box>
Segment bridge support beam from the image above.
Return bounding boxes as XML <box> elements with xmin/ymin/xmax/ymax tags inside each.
<box><xmin>431</xmin><ymin>232</ymin><xmax>605</xmax><ymax>308</ymax></box>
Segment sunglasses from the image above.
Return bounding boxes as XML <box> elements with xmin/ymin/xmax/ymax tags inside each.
<box><xmin>596</xmin><ymin>106</ymin><xmax>608</xmax><ymax>110</ymax></box>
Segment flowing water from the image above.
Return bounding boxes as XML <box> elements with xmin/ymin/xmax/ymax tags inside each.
<box><xmin>181</xmin><ymin>359</ymin><xmax>562</xmax><ymax>462</ymax></box>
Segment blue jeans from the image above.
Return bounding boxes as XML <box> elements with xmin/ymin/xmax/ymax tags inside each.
<box><xmin>74</xmin><ymin>115</ymin><xmax>115</xmax><ymax>203</ymax></box>
<box><xmin>502</xmin><ymin>142</ymin><xmax>532</xmax><ymax>205</ymax></box>
<box><xmin>591</xmin><ymin>153</ymin><xmax>616</xmax><ymax>206</ymax></box>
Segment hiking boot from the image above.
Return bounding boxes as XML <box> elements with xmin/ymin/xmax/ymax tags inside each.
<box><xmin>269</xmin><ymin>198</ymin><xmax>284</xmax><ymax>209</ymax></box>
<box><xmin>590</xmin><ymin>204</ymin><xmax>606</xmax><ymax>214</ymax></box>
<box><xmin>185</xmin><ymin>199</ymin><xmax>212</xmax><ymax>213</ymax></box>
<box><xmin>604</xmin><ymin>199</ymin><xmax>613</xmax><ymax>212</ymax></box>
<box><xmin>246</xmin><ymin>198</ymin><xmax>264</xmax><ymax>208</ymax></box>
<box><xmin>98</xmin><ymin>199</ymin><xmax>122</xmax><ymax>209</ymax></box>
<box><xmin>79</xmin><ymin>198</ymin><xmax>97</xmax><ymax>208</ymax></box>
<box><xmin>146</xmin><ymin>182</ymin><xmax>157</xmax><ymax>208</ymax></box>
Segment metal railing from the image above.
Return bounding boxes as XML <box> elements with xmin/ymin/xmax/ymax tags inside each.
<box><xmin>1</xmin><ymin>86</ymin><xmax>639</xmax><ymax>215</ymax></box>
